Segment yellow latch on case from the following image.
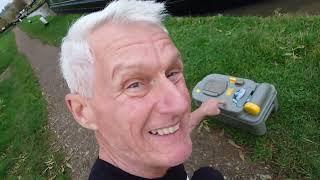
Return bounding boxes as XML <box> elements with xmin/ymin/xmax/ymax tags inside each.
<box><xmin>244</xmin><ymin>102</ymin><xmax>261</xmax><ymax>116</ymax></box>
<box><xmin>229</xmin><ymin>77</ymin><xmax>237</xmax><ymax>84</ymax></box>
<box><xmin>226</xmin><ymin>88</ymin><xmax>234</xmax><ymax>96</ymax></box>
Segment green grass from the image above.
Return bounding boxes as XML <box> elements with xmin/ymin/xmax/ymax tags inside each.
<box><xmin>19</xmin><ymin>14</ymin><xmax>81</xmax><ymax>46</ymax></box>
<box><xmin>167</xmin><ymin>16</ymin><xmax>320</xmax><ymax>178</ymax></box>
<box><xmin>0</xmin><ymin>33</ymin><xmax>16</xmax><ymax>74</ymax></box>
<box><xmin>18</xmin><ymin>14</ymin><xmax>320</xmax><ymax>178</ymax></box>
<box><xmin>0</xmin><ymin>32</ymin><xmax>69</xmax><ymax>178</ymax></box>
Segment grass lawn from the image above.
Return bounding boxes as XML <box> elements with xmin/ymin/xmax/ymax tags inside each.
<box><xmin>19</xmin><ymin>15</ymin><xmax>320</xmax><ymax>178</ymax></box>
<box><xmin>167</xmin><ymin>16</ymin><xmax>320</xmax><ymax>178</ymax></box>
<box><xmin>0</xmin><ymin>31</ymin><xmax>69</xmax><ymax>179</ymax></box>
<box><xmin>19</xmin><ymin>15</ymin><xmax>81</xmax><ymax>46</ymax></box>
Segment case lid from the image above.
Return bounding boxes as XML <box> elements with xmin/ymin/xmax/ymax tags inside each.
<box><xmin>202</xmin><ymin>78</ymin><xmax>227</xmax><ymax>97</ymax></box>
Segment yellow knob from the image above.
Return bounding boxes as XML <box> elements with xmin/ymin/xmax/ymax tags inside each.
<box><xmin>226</xmin><ymin>88</ymin><xmax>234</xmax><ymax>96</ymax></box>
<box><xmin>244</xmin><ymin>102</ymin><xmax>261</xmax><ymax>116</ymax></box>
<box><xmin>229</xmin><ymin>77</ymin><xmax>237</xmax><ymax>84</ymax></box>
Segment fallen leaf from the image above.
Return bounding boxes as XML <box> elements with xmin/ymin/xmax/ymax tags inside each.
<box><xmin>197</xmin><ymin>121</ymin><xmax>203</xmax><ymax>133</ymax></box>
<box><xmin>238</xmin><ymin>150</ymin><xmax>245</xmax><ymax>161</ymax></box>
<box><xmin>219</xmin><ymin>129</ymin><xmax>224</xmax><ymax>137</ymax></box>
<box><xmin>258</xmin><ymin>174</ymin><xmax>272</xmax><ymax>180</ymax></box>
<box><xmin>284</xmin><ymin>52</ymin><xmax>293</xmax><ymax>56</ymax></box>
<box><xmin>228</xmin><ymin>139</ymin><xmax>241</xmax><ymax>149</ymax></box>
<box><xmin>197</xmin><ymin>120</ymin><xmax>210</xmax><ymax>133</ymax></box>
<box><xmin>225</xmin><ymin>31</ymin><xmax>232</xmax><ymax>36</ymax></box>
<box><xmin>49</xmin><ymin>175</ymin><xmax>57</xmax><ymax>180</ymax></box>
<box><xmin>203</xmin><ymin>124</ymin><xmax>210</xmax><ymax>133</ymax></box>
<box><xmin>42</xmin><ymin>167</ymin><xmax>49</xmax><ymax>174</ymax></box>
<box><xmin>66</xmin><ymin>163</ymin><xmax>73</xmax><ymax>170</ymax></box>
<box><xmin>293</xmin><ymin>45</ymin><xmax>305</xmax><ymax>51</ymax></box>
<box><xmin>45</xmin><ymin>158</ymin><xmax>54</xmax><ymax>166</ymax></box>
<box><xmin>60</xmin><ymin>165</ymin><xmax>65</xmax><ymax>173</ymax></box>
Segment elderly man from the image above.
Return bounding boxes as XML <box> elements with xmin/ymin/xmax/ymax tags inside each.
<box><xmin>60</xmin><ymin>0</ymin><xmax>224</xmax><ymax>179</ymax></box>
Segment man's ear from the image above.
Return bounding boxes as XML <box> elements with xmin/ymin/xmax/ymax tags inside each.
<box><xmin>65</xmin><ymin>94</ymin><xmax>98</xmax><ymax>130</ymax></box>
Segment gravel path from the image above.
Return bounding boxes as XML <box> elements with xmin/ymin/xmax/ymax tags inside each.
<box><xmin>13</xmin><ymin>27</ymin><xmax>273</xmax><ymax>180</ymax></box>
<box><xmin>13</xmin><ymin>28</ymin><xmax>98</xmax><ymax>179</ymax></box>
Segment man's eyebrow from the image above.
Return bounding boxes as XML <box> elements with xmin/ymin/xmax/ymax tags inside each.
<box><xmin>112</xmin><ymin>63</ymin><xmax>144</xmax><ymax>80</ymax></box>
<box><xmin>168</xmin><ymin>53</ymin><xmax>183</xmax><ymax>69</ymax></box>
<box><xmin>111</xmin><ymin>52</ymin><xmax>183</xmax><ymax>79</ymax></box>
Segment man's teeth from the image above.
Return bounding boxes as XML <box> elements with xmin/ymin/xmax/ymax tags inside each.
<box><xmin>150</xmin><ymin>123</ymin><xmax>180</xmax><ymax>136</ymax></box>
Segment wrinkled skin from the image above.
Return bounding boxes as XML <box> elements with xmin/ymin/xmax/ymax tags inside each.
<box><xmin>65</xmin><ymin>22</ymin><xmax>223</xmax><ymax>178</ymax></box>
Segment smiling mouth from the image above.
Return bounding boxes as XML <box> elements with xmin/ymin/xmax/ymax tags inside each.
<box><xmin>149</xmin><ymin>123</ymin><xmax>180</xmax><ymax>136</ymax></box>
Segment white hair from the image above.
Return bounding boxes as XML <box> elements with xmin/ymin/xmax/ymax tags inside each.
<box><xmin>60</xmin><ymin>0</ymin><xmax>167</xmax><ymax>97</ymax></box>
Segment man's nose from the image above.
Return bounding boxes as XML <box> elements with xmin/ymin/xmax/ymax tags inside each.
<box><xmin>155</xmin><ymin>77</ymin><xmax>189</xmax><ymax>114</ymax></box>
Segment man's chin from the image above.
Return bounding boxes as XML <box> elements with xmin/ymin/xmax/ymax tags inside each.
<box><xmin>146</xmin><ymin>126</ymin><xmax>193</xmax><ymax>166</ymax></box>
<box><xmin>153</xmin><ymin>138</ymin><xmax>192</xmax><ymax>167</ymax></box>
<box><xmin>167</xmin><ymin>142</ymin><xmax>192</xmax><ymax>166</ymax></box>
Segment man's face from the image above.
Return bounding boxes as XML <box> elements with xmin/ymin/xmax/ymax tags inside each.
<box><xmin>88</xmin><ymin>22</ymin><xmax>192</xmax><ymax>168</ymax></box>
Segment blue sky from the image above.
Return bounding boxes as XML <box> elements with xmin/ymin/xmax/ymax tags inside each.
<box><xmin>0</xmin><ymin>0</ymin><xmax>13</xmax><ymax>13</ymax></box>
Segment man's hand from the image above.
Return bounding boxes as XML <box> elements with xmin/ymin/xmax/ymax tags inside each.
<box><xmin>199</xmin><ymin>99</ymin><xmax>225</xmax><ymax>116</ymax></box>
<box><xmin>188</xmin><ymin>99</ymin><xmax>225</xmax><ymax>133</ymax></box>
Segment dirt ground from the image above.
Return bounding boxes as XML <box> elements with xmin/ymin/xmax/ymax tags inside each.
<box><xmin>13</xmin><ymin>28</ymin><xmax>273</xmax><ymax>180</ymax></box>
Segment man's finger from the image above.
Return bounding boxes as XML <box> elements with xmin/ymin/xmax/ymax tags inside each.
<box><xmin>217</xmin><ymin>101</ymin><xmax>226</xmax><ymax>108</ymax></box>
<box><xmin>218</xmin><ymin>100</ymin><xmax>226</xmax><ymax>105</ymax></box>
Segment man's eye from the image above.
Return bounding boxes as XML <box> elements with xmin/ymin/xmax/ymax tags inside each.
<box><xmin>124</xmin><ymin>80</ymin><xmax>148</xmax><ymax>97</ymax></box>
<box><xmin>166</xmin><ymin>71</ymin><xmax>181</xmax><ymax>82</ymax></box>
<box><xmin>167</xmin><ymin>72</ymin><xmax>179</xmax><ymax>77</ymax></box>
<box><xmin>127</xmin><ymin>82</ymin><xmax>141</xmax><ymax>89</ymax></box>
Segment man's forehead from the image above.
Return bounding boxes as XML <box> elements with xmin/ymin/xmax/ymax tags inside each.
<box><xmin>88</xmin><ymin>21</ymin><xmax>170</xmax><ymax>61</ymax></box>
<box><xmin>111</xmin><ymin>51</ymin><xmax>182</xmax><ymax>75</ymax></box>
<box><xmin>88</xmin><ymin>21</ymin><xmax>167</xmax><ymax>46</ymax></box>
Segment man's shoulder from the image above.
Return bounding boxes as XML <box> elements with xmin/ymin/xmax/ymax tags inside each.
<box><xmin>89</xmin><ymin>158</ymin><xmax>187</xmax><ymax>180</ymax></box>
<box><xmin>89</xmin><ymin>158</ymin><xmax>113</xmax><ymax>180</ymax></box>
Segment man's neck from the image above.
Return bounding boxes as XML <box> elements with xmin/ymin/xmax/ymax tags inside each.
<box><xmin>96</xmin><ymin>133</ymin><xmax>169</xmax><ymax>179</ymax></box>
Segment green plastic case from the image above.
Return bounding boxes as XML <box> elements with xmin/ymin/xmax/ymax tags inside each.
<box><xmin>192</xmin><ymin>74</ymin><xmax>278</xmax><ymax>135</ymax></box>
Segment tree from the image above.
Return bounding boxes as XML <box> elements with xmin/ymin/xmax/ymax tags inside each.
<box><xmin>13</xmin><ymin>0</ymin><xmax>27</xmax><ymax>11</ymax></box>
<box><xmin>0</xmin><ymin>17</ymin><xmax>8</xmax><ymax>27</ymax></box>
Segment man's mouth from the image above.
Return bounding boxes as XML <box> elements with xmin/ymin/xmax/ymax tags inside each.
<box><xmin>149</xmin><ymin>122</ymin><xmax>180</xmax><ymax>136</ymax></box>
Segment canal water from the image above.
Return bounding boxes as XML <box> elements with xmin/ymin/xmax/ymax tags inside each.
<box><xmin>4</xmin><ymin>0</ymin><xmax>320</xmax><ymax>19</ymax></box>
<box><xmin>166</xmin><ymin>0</ymin><xmax>320</xmax><ymax>16</ymax></box>
<box><xmin>222</xmin><ymin>0</ymin><xmax>320</xmax><ymax>16</ymax></box>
